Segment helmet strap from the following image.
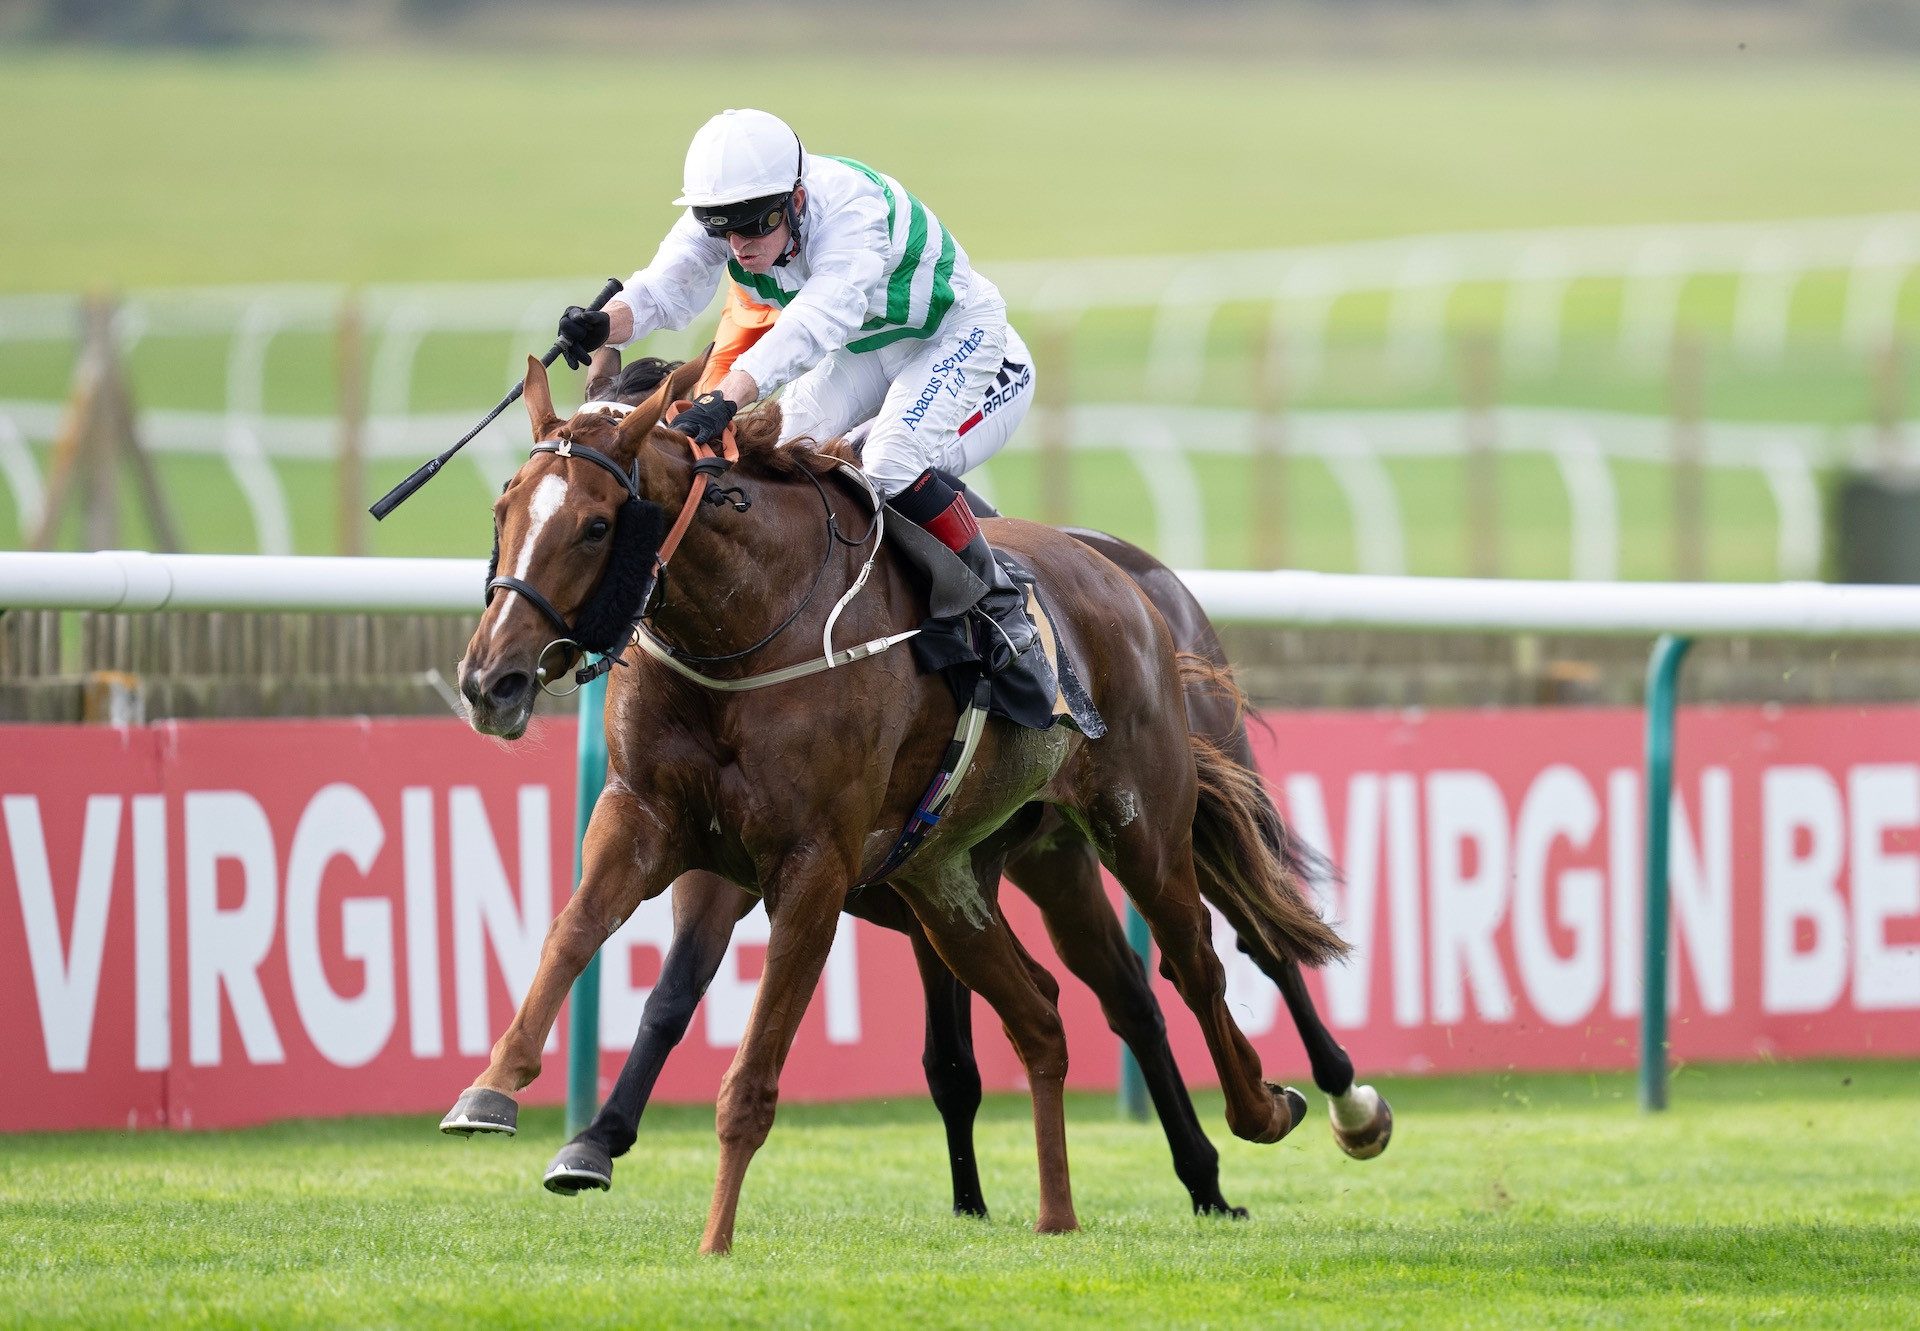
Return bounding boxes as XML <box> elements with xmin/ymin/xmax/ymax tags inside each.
<box><xmin>772</xmin><ymin>139</ymin><xmax>804</xmax><ymax>267</ymax></box>
<box><xmin>774</xmin><ymin>188</ymin><xmax>803</xmax><ymax>268</ymax></box>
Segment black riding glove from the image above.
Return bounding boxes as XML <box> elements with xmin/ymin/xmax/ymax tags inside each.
<box><xmin>665</xmin><ymin>391</ymin><xmax>738</xmax><ymax>446</ymax></box>
<box><xmin>555</xmin><ymin>306</ymin><xmax>611</xmax><ymax>370</ymax></box>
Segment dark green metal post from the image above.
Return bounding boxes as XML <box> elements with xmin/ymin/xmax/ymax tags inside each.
<box><xmin>1640</xmin><ymin>633</ymin><xmax>1692</xmax><ymax>1112</ymax></box>
<box><xmin>1118</xmin><ymin>902</ymin><xmax>1153</xmax><ymax>1121</ymax></box>
<box><xmin>564</xmin><ymin>672</ymin><xmax>609</xmax><ymax>1137</ymax></box>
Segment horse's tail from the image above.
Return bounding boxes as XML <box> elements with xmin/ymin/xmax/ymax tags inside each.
<box><xmin>1179</xmin><ymin>654</ymin><xmax>1349</xmax><ymax>968</ymax></box>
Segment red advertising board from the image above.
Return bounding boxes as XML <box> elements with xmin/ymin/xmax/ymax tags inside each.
<box><xmin>3</xmin><ymin>705</ymin><xmax>1917</xmax><ymax>1133</ymax></box>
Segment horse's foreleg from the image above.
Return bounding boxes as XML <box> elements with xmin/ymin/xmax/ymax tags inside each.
<box><xmin>546</xmin><ymin>871</ymin><xmax>756</xmax><ymax>1193</ymax></box>
<box><xmin>589</xmin><ymin>872</ymin><xmax>755</xmax><ymax>1153</ymax></box>
<box><xmin>443</xmin><ymin>789</ymin><xmax>678</xmax><ymax>1135</ymax></box>
<box><xmin>701</xmin><ymin>849</ymin><xmax>850</xmax><ymax>1256</ymax></box>
<box><xmin>1008</xmin><ymin>836</ymin><xmax>1241</xmax><ymax>1217</ymax></box>
<box><xmin>906</xmin><ymin>893</ymin><xmax>1078</xmax><ymax>1236</ymax></box>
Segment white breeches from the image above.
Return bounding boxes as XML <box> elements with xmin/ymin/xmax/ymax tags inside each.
<box><xmin>775</xmin><ymin>292</ymin><xmax>1036</xmax><ymax>498</ymax></box>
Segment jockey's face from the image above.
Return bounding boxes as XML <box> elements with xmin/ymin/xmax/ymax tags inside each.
<box><xmin>727</xmin><ymin>187</ymin><xmax>803</xmax><ymax>274</ymax></box>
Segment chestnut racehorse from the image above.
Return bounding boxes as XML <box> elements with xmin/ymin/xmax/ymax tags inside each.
<box><xmin>533</xmin><ymin>356</ymin><xmax>1392</xmax><ymax>1217</ymax></box>
<box><xmin>450</xmin><ymin>351</ymin><xmax>1346</xmax><ymax>1253</ymax></box>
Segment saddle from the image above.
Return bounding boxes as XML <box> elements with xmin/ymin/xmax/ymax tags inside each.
<box><xmin>883</xmin><ymin>517</ymin><xmax>1106</xmax><ymax>739</ymax></box>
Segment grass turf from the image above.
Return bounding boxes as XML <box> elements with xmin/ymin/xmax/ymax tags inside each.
<box><xmin>3</xmin><ymin>1060</ymin><xmax>1916</xmax><ymax>1328</ymax></box>
<box><xmin>6</xmin><ymin>54</ymin><xmax>1920</xmax><ymax>286</ymax></box>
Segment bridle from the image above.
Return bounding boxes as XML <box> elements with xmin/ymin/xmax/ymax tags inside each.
<box><xmin>486</xmin><ymin>438</ymin><xmax>640</xmax><ymax>650</ymax></box>
<box><xmin>486</xmin><ymin>399</ymin><xmax>744</xmax><ymax>695</ymax></box>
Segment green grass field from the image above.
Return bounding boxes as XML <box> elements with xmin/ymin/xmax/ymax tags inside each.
<box><xmin>3</xmin><ymin>1061</ymin><xmax>1917</xmax><ymax>1328</ymax></box>
<box><xmin>6</xmin><ymin>53</ymin><xmax>1920</xmax><ymax>285</ymax></box>
<box><xmin>3</xmin><ymin>52</ymin><xmax>1919</xmax><ymax>572</ymax></box>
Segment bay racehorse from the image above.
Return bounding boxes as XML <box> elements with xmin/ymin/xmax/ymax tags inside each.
<box><xmin>449</xmin><ymin>351</ymin><xmax>1348</xmax><ymax>1253</ymax></box>
<box><xmin>532</xmin><ymin>356</ymin><xmax>1392</xmax><ymax>1217</ymax></box>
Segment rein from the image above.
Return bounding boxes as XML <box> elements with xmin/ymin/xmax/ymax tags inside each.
<box><xmin>653</xmin><ymin>406</ymin><xmax>743</xmax><ymax>570</ymax></box>
<box><xmin>647</xmin><ymin>459</ymin><xmax>860</xmax><ymax>667</ymax></box>
<box><xmin>633</xmin><ymin>457</ymin><xmax>915</xmax><ymax>691</ymax></box>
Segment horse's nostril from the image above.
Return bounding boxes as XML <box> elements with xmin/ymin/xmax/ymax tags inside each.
<box><xmin>488</xmin><ymin>671</ymin><xmax>532</xmax><ymax>708</ymax></box>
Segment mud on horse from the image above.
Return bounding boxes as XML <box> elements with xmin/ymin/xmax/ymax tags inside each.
<box><xmin>529</xmin><ymin>355</ymin><xmax>1390</xmax><ymax>1217</ymax></box>
<box><xmin>449</xmin><ymin>350</ymin><xmax>1349</xmax><ymax>1253</ymax></box>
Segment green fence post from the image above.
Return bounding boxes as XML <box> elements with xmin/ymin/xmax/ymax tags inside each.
<box><xmin>1118</xmin><ymin>902</ymin><xmax>1153</xmax><ymax>1121</ymax></box>
<box><xmin>1640</xmin><ymin>633</ymin><xmax>1692</xmax><ymax>1113</ymax></box>
<box><xmin>564</xmin><ymin>671</ymin><xmax>609</xmax><ymax>1138</ymax></box>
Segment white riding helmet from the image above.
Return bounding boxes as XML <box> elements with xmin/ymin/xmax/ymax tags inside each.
<box><xmin>673</xmin><ymin>108</ymin><xmax>806</xmax><ymax>208</ymax></box>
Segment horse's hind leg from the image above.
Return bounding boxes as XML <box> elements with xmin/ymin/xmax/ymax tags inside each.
<box><xmin>1006</xmin><ymin>832</ymin><xmax>1243</xmax><ymax>1217</ymax></box>
<box><xmin>845</xmin><ymin>885</ymin><xmax>989</xmax><ymax>1218</ymax></box>
<box><xmin>1240</xmin><ymin>942</ymin><xmax>1394</xmax><ymax>1159</ymax></box>
<box><xmin>1081</xmin><ymin>780</ymin><xmax>1301</xmax><ymax>1146</ymax></box>
<box><xmin>902</xmin><ymin>882</ymin><xmax>1079</xmax><ymax>1236</ymax></box>
<box><xmin>545</xmin><ymin>871</ymin><xmax>756</xmax><ymax>1194</ymax></box>
<box><xmin>1207</xmin><ymin>721</ymin><xmax>1394</xmax><ymax>1156</ymax></box>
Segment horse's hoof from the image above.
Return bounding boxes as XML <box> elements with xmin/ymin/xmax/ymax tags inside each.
<box><xmin>1034</xmin><ymin>1216</ymin><xmax>1080</xmax><ymax>1235</ymax></box>
<box><xmin>440</xmin><ymin>1087</ymin><xmax>519</xmax><ymax>1137</ymax></box>
<box><xmin>1259</xmin><ymin>1082</ymin><xmax>1309</xmax><ymax>1143</ymax></box>
<box><xmin>1195</xmin><ymin>1199</ymin><xmax>1250</xmax><ymax>1221</ymax></box>
<box><xmin>1330</xmin><ymin>1084</ymin><xmax>1393</xmax><ymax>1160</ymax></box>
<box><xmin>543</xmin><ymin>1139</ymin><xmax>614</xmax><ymax>1194</ymax></box>
<box><xmin>953</xmin><ymin>1201</ymin><xmax>990</xmax><ymax>1220</ymax></box>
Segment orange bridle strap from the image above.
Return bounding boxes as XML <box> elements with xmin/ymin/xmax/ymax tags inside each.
<box><xmin>651</xmin><ymin>407</ymin><xmax>741</xmax><ymax>576</ymax></box>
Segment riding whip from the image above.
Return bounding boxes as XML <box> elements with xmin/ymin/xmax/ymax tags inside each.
<box><xmin>368</xmin><ymin>276</ymin><xmax>624</xmax><ymax>520</ymax></box>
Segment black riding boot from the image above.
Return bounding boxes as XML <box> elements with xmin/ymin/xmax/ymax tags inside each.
<box><xmin>892</xmin><ymin>468</ymin><xmax>1055</xmax><ymax>702</ymax></box>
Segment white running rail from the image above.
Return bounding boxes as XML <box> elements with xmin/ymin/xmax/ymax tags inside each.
<box><xmin>11</xmin><ymin>552</ymin><xmax>1920</xmax><ymax>642</ymax></box>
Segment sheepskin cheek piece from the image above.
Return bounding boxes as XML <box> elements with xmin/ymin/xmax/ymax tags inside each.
<box><xmin>573</xmin><ymin>496</ymin><xmax>667</xmax><ymax>652</ymax></box>
<box><xmin>484</xmin><ymin>495</ymin><xmax>668</xmax><ymax>655</ymax></box>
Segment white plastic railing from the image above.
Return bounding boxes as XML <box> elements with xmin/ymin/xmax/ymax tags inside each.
<box><xmin>12</xmin><ymin>551</ymin><xmax>1920</xmax><ymax>641</ymax></box>
<box><xmin>1</xmin><ymin>215</ymin><xmax>1914</xmax><ymax>570</ymax></box>
<box><xmin>0</xmin><ymin>551</ymin><xmax>477</xmax><ymax>615</ymax></box>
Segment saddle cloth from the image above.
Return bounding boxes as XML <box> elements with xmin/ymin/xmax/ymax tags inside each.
<box><xmin>1017</xmin><ymin>562</ymin><xmax>1107</xmax><ymax>738</ymax></box>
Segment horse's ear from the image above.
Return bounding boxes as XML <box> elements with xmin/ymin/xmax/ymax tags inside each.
<box><xmin>613</xmin><ymin>363</ymin><xmax>676</xmax><ymax>455</ymax></box>
<box><xmin>523</xmin><ymin>356</ymin><xmax>563</xmax><ymax>440</ymax></box>
<box><xmin>613</xmin><ymin>344</ymin><xmax>720</xmax><ymax>455</ymax></box>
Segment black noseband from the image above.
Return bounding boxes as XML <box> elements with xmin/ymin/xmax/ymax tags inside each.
<box><xmin>484</xmin><ymin>573</ymin><xmax>576</xmax><ymax>640</ymax></box>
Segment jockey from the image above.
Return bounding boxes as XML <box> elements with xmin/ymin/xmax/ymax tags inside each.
<box><xmin>556</xmin><ymin>108</ymin><xmax>1046</xmax><ymax>691</ymax></box>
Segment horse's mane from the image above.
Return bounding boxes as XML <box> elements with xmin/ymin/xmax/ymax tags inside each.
<box><xmin>585</xmin><ymin>357</ymin><xmax>856</xmax><ymax>481</ymax></box>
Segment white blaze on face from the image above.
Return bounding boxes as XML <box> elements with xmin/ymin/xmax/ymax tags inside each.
<box><xmin>489</xmin><ymin>473</ymin><xmax>570</xmax><ymax>642</ymax></box>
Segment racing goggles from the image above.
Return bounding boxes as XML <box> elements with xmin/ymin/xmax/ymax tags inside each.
<box><xmin>693</xmin><ymin>194</ymin><xmax>790</xmax><ymax>240</ymax></box>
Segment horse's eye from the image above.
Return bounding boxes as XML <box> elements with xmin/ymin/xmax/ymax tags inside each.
<box><xmin>585</xmin><ymin>518</ymin><xmax>611</xmax><ymax>542</ymax></box>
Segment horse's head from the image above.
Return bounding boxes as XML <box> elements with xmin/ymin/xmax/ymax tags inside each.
<box><xmin>458</xmin><ymin>352</ymin><xmax>707</xmax><ymax>738</ymax></box>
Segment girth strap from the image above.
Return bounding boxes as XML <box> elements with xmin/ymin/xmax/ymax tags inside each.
<box><xmin>856</xmin><ymin>678</ymin><xmax>994</xmax><ymax>889</ymax></box>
